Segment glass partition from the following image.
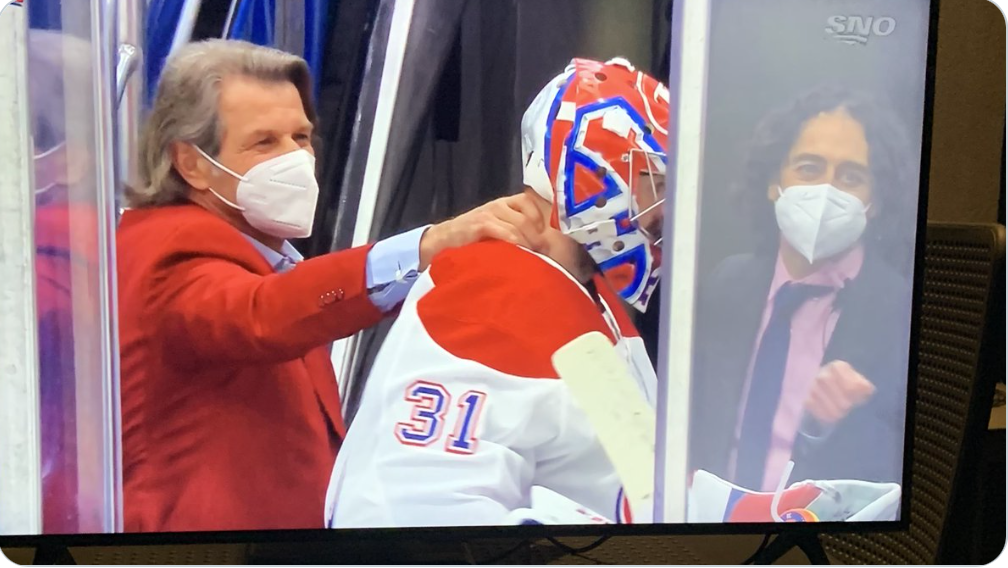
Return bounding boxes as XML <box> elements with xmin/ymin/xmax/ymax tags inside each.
<box><xmin>25</xmin><ymin>0</ymin><xmax>121</xmax><ymax>534</ymax></box>
<box><xmin>663</xmin><ymin>0</ymin><xmax>932</xmax><ymax>523</ymax></box>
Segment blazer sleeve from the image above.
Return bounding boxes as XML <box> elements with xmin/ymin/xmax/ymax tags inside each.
<box><xmin>146</xmin><ymin>222</ymin><xmax>385</xmax><ymax>365</ymax></box>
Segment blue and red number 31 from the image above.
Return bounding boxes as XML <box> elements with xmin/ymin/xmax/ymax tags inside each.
<box><xmin>394</xmin><ymin>380</ymin><xmax>487</xmax><ymax>454</ymax></box>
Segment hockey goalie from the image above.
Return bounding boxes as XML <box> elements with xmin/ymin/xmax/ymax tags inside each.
<box><xmin>324</xmin><ymin>57</ymin><xmax>670</xmax><ymax>528</ymax></box>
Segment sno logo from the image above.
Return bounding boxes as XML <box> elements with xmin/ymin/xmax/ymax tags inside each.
<box><xmin>825</xmin><ymin>15</ymin><xmax>896</xmax><ymax>45</ymax></box>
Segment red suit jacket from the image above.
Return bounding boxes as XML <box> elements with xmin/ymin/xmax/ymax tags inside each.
<box><xmin>117</xmin><ymin>203</ymin><xmax>383</xmax><ymax>533</ymax></box>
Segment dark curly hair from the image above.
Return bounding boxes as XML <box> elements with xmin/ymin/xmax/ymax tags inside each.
<box><xmin>736</xmin><ymin>84</ymin><xmax>919</xmax><ymax>269</ymax></box>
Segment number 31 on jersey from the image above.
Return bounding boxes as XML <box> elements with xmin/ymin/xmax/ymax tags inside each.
<box><xmin>394</xmin><ymin>380</ymin><xmax>487</xmax><ymax>454</ymax></box>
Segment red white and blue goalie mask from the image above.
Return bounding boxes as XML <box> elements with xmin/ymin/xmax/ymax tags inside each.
<box><xmin>521</xmin><ymin>57</ymin><xmax>670</xmax><ymax>312</ymax></box>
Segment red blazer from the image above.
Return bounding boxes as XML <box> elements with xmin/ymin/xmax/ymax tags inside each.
<box><xmin>117</xmin><ymin>203</ymin><xmax>384</xmax><ymax>533</ymax></box>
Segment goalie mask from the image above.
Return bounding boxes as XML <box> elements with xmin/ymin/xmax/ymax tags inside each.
<box><xmin>521</xmin><ymin>57</ymin><xmax>670</xmax><ymax>312</ymax></box>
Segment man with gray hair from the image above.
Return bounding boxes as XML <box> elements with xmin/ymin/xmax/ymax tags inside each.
<box><xmin>116</xmin><ymin>39</ymin><xmax>545</xmax><ymax>532</ymax></box>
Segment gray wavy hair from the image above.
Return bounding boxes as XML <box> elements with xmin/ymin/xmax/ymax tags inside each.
<box><xmin>132</xmin><ymin>39</ymin><xmax>316</xmax><ymax>207</ymax></box>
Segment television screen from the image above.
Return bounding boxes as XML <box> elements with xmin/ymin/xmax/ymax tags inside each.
<box><xmin>662</xmin><ymin>0</ymin><xmax>932</xmax><ymax>525</ymax></box>
<box><xmin>328</xmin><ymin>0</ymin><xmax>932</xmax><ymax>529</ymax></box>
<box><xmin>0</xmin><ymin>0</ymin><xmax>934</xmax><ymax>540</ymax></box>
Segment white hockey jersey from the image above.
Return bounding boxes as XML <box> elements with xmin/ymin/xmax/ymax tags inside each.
<box><xmin>325</xmin><ymin>240</ymin><xmax>657</xmax><ymax>528</ymax></box>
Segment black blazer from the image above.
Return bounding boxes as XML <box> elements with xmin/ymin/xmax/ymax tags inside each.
<box><xmin>689</xmin><ymin>250</ymin><xmax>911</xmax><ymax>486</ymax></box>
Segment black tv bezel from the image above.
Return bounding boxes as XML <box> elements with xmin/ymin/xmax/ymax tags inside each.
<box><xmin>0</xmin><ymin>0</ymin><xmax>940</xmax><ymax>549</ymax></box>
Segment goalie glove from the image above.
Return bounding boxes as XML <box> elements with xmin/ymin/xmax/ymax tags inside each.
<box><xmin>687</xmin><ymin>469</ymin><xmax>901</xmax><ymax>523</ymax></box>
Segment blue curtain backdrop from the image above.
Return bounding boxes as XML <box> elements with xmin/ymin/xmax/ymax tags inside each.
<box><xmin>145</xmin><ymin>0</ymin><xmax>330</xmax><ymax>102</ymax></box>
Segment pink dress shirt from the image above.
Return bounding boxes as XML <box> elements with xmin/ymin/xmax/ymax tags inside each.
<box><xmin>730</xmin><ymin>244</ymin><xmax>865</xmax><ymax>491</ymax></box>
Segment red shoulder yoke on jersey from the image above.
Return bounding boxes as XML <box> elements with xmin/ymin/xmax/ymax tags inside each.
<box><xmin>419</xmin><ymin>240</ymin><xmax>641</xmax><ymax>379</ymax></box>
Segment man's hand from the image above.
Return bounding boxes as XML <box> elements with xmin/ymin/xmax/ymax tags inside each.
<box><xmin>418</xmin><ymin>193</ymin><xmax>548</xmax><ymax>270</ymax></box>
<box><xmin>803</xmin><ymin>360</ymin><xmax>876</xmax><ymax>425</ymax></box>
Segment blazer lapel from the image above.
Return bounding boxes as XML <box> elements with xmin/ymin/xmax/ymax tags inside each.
<box><xmin>694</xmin><ymin>253</ymin><xmax>775</xmax><ymax>476</ymax></box>
<box><xmin>714</xmin><ymin>255</ymin><xmax>776</xmax><ymax>414</ymax></box>
<box><xmin>821</xmin><ymin>253</ymin><xmax>887</xmax><ymax>368</ymax></box>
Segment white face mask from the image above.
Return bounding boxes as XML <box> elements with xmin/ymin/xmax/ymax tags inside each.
<box><xmin>195</xmin><ymin>147</ymin><xmax>319</xmax><ymax>239</ymax></box>
<box><xmin>774</xmin><ymin>183</ymin><xmax>868</xmax><ymax>263</ymax></box>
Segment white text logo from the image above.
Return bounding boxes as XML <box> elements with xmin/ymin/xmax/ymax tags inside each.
<box><xmin>825</xmin><ymin>15</ymin><xmax>896</xmax><ymax>45</ymax></box>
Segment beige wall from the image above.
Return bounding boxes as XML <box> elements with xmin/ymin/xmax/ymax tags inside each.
<box><xmin>927</xmin><ymin>0</ymin><xmax>1005</xmax><ymax>223</ymax></box>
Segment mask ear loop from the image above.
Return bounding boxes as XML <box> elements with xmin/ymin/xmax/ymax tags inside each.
<box><xmin>205</xmin><ymin>187</ymin><xmax>246</xmax><ymax>211</ymax></box>
<box><xmin>770</xmin><ymin>460</ymin><xmax>795</xmax><ymax>522</ymax></box>
<box><xmin>193</xmin><ymin>145</ymin><xmax>247</xmax><ymax>181</ymax></box>
<box><xmin>193</xmin><ymin>145</ymin><xmax>247</xmax><ymax>211</ymax></box>
<box><xmin>34</xmin><ymin>141</ymin><xmax>66</xmax><ymax>161</ymax></box>
<box><xmin>33</xmin><ymin>142</ymin><xmax>67</xmax><ymax>196</ymax></box>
